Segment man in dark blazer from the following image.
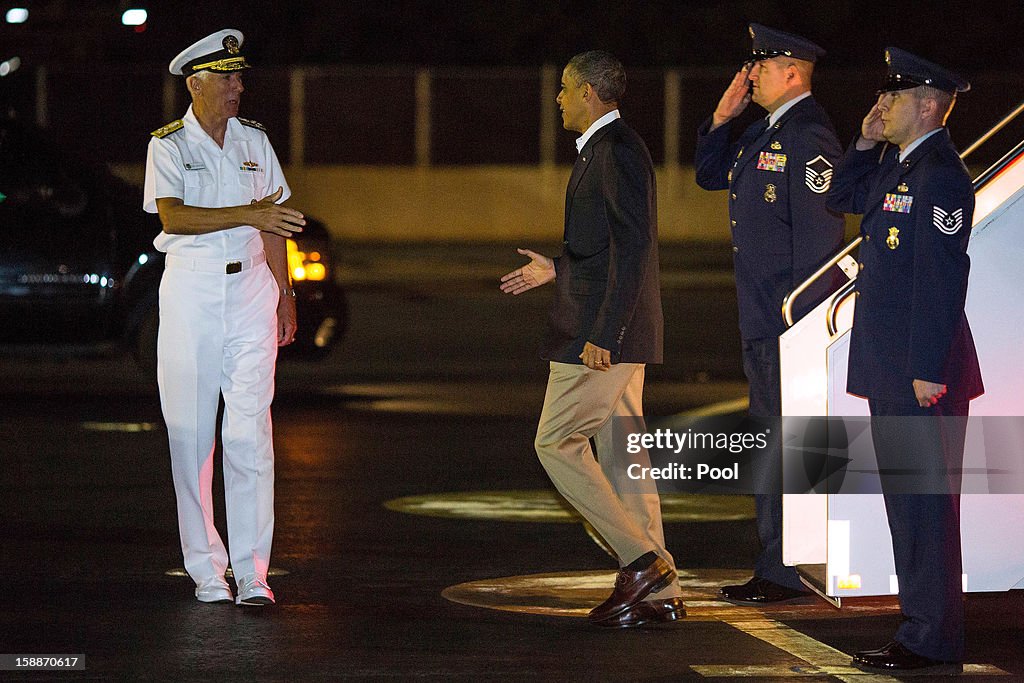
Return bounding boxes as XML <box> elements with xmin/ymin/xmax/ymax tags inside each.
<box><xmin>694</xmin><ymin>23</ymin><xmax>845</xmax><ymax>605</ymax></box>
<box><xmin>828</xmin><ymin>48</ymin><xmax>982</xmax><ymax>675</ymax></box>
<box><xmin>500</xmin><ymin>50</ymin><xmax>684</xmax><ymax>629</ymax></box>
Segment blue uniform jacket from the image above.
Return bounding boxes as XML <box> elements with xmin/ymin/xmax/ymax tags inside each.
<box><xmin>827</xmin><ymin>129</ymin><xmax>983</xmax><ymax>403</ymax></box>
<box><xmin>695</xmin><ymin>96</ymin><xmax>845</xmax><ymax>340</ymax></box>
<box><xmin>540</xmin><ymin>119</ymin><xmax>663</xmax><ymax>365</ymax></box>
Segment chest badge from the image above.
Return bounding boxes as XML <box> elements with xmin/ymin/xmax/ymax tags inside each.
<box><xmin>883</xmin><ymin>192</ymin><xmax>914</xmax><ymax>213</ymax></box>
<box><xmin>239</xmin><ymin>160</ymin><xmax>263</xmax><ymax>173</ymax></box>
<box><xmin>770</xmin><ymin>140</ymin><xmax>782</xmax><ymax>150</ymax></box>
<box><xmin>764</xmin><ymin>183</ymin><xmax>777</xmax><ymax>203</ymax></box>
<box><xmin>757</xmin><ymin>151</ymin><xmax>787</xmax><ymax>172</ymax></box>
<box><xmin>898</xmin><ymin>182</ymin><xmax>909</xmax><ymax>192</ymax></box>
<box><xmin>886</xmin><ymin>227</ymin><xmax>900</xmax><ymax>250</ymax></box>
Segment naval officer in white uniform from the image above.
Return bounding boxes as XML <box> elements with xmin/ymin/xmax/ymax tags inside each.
<box><xmin>143</xmin><ymin>29</ymin><xmax>306</xmax><ymax>606</ymax></box>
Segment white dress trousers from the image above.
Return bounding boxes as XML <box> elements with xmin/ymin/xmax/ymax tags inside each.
<box><xmin>144</xmin><ymin>105</ymin><xmax>291</xmax><ymax>585</ymax></box>
<box><xmin>158</xmin><ymin>260</ymin><xmax>278</xmax><ymax>583</ymax></box>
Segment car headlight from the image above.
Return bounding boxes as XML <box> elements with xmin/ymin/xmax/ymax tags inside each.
<box><xmin>287</xmin><ymin>238</ymin><xmax>328</xmax><ymax>282</ymax></box>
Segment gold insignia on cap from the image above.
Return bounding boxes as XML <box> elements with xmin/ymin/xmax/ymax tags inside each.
<box><xmin>223</xmin><ymin>34</ymin><xmax>240</xmax><ymax>54</ymax></box>
<box><xmin>886</xmin><ymin>227</ymin><xmax>900</xmax><ymax>250</ymax></box>
<box><xmin>190</xmin><ymin>56</ymin><xmax>248</xmax><ymax>73</ymax></box>
<box><xmin>885</xmin><ymin>50</ymin><xmax>891</xmax><ymax>65</ymax></box>
<box><xmin>898</xmin><ymin>182</ymin><xmax>909</xmax><ymax>192</ymax></box>
<box><xmin>771</xmin><ymin>141</ymin><xmax>782</xmax><ymax>150</ymax></box>
<box><xmin>749</xmin><ymin>26</ymin><xmax>755</xmax><ymax>38</ymax></box>
<box><xmin>764</xmin><ymin>183</ymin><xmax>777</xmax><ymax>203</ymax></box>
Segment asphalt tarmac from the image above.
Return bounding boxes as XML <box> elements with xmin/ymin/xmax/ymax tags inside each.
<box><xmin>2</xmin><ymin>244</ymin><xmax>1022</xmax><ymax>681</ymax></box>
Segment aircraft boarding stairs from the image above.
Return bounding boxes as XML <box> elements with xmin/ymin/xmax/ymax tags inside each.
<box><xmin>778</xmin><ymin>105</ymin><xmax>1024</xmax><ymax>606</ymax></box>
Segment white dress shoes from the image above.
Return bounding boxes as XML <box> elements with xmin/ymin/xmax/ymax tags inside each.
<box><xmin>195</xmin><ymin>576</ymin><xmax>233</xmax><ymax>604</ymax></box>
<box><xmin>235</xmin><ymin>575</ymin><xmax>275</xmax><ymax>606</ymax></box>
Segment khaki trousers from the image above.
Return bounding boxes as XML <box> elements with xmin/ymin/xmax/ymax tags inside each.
<box><xmin>535</xmin><ymin>361</ymin><xmax>680</xmax><ymax>598</ymax></box>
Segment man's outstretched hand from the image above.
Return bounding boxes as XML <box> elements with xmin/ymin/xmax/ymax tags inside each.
<box><xmin>249</xmin><ymin>187</ymin><xmax>306</xmax><ymax>237</ymax></box>
<box><xmin>499</xmin><ymin>248</ymin><xmax>555</xmax><ymax>295</ymax></box>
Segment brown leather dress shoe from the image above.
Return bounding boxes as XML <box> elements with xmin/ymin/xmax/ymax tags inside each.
<box><xmin>587</xmin><ymin>556</ymin><xmax>675</xmax><ymax>623</ymax></box>
<box><xmin>593</xmin><ymin>597</ymin><xmax>687</xmax><ymax>628</ymax></box>
<box><xmin>852</xmin><ymin>641</ymin><xmax>962</xmax><ymax>675</ymax></box>
<box><xmin>719</xmin><ymin>576</ymin><xmax>810</xmax><ymax>605</ymax></box>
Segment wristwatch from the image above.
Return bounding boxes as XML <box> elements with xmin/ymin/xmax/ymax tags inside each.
<box><xmin>280</xmin><ymin>286</ymin><xmax>297</xmax><ymax>298</ymax></box>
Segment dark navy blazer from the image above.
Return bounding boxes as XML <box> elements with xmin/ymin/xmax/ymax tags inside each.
<box><xmin>695</xmin><ymin>96</ymin><xmax>846</xmax><ymax>340</ymax></box>
<box><xmin>540</xmin><ymin>119</ymin><xmax>663</xmax><ymax>365</ymax></box>
<box><xmin>827</xmin><ymin>129</ymin><xmax>984</xmax><ymax>403</ymax></box>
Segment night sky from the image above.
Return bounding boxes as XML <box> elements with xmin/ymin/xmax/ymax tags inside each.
<box><xmin>2</xmin><ymin>0</ymin><xmax>1021</xmax><ymax>71</ymax></box>
<box><xmin>3</xmin><ymin>0</ymin><xmax>1020</xmax><ymax>169</ymax></box>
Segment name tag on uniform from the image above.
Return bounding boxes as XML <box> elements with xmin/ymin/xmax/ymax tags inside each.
<box><xmin>757</xmin><ymin>151</ymin><xmax>787</xmax><ymax>172</ymax></box>
<box><xmin>883</xmin><ymin>193</ymin><xmax>914</xmax><ymax>213</ymax></box>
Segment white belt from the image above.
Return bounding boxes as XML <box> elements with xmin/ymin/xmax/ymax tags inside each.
<box><xmin>165</xmin><ymin>251</ymin><xmax>267</xmax><ymax>275</ymax></box>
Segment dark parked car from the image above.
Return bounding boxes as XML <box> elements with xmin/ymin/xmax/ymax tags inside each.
<box><xmin>0</xmin><ymin>114</ymin><xmax>346</xmax><ymax>370</ymax></box>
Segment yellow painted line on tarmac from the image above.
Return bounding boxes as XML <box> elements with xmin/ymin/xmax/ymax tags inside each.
<box><xmin>80</xmin><ymin>421</ymin><xmax>159</xmax><ymax>433</ymax></box>
<box><xmin>692</xmin><ymin>664</ymin><xmax>890</xmax><ymax>679</ymax></box>
<box><xmin>707</xmin><ymin>613</ymin><xmax>894</xmax><ymax>682</ymax></box>
<box><xmin>698</xmin><ymin>613</ymin><xmax>1008</xmax><ymax>679</ymax></box>
<box><xmin>678</xmin><ymin>396</ymin><xmax>749</xmax><ymax>418</ymax></box>
<box><xmin>695</xmin><ymin>663</ymin><xmax>1007</xmax><ymax>678</ymax></box>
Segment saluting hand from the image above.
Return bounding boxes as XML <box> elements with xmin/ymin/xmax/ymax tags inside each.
<box><xmin>499</xmin><ymin>248</ymin><xmax>555</xmax><ymax>295</ymax></box>
<box><xmin>857</xmin><ymin>99</ymin><xmax>887</xmax><ymax>148</ymax></box>
<box><xmin>711</xmin><ymin>64</ymin><xmax>753</xmax><ymax>130</ymax></box>
<box><xmin>248</xmin><ymin>187</ymin><xmax>306</xmax><ymax>237</ymax></box>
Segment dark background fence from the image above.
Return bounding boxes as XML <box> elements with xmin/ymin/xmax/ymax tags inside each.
<box><xmin>4</xmin><ymin>64</ymin><xmax>1022</xmax><ymax>171</ymax></box>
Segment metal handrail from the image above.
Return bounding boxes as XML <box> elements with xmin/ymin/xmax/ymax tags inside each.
<box><xmin>960</xmin><ymin>99</ymin><xmax>1024</xmax><ymax>161</ymax></box>
<box><xmin>971</xmin><ymin>137</ymin><xmax>1024</xmax><ymax>190</ymax></box>
<box><xmin>826</xmin><ymin>280</ymin><xmax>858</xmax><ymax>337</ymax></box>
<box><xmin>782</xmin><ymin>236</ymin><xmax>863</xmax><ymax>328</ymax></box>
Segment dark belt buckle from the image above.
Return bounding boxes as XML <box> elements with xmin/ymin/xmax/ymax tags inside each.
<box><xmin>226</xmin><ymin>261</ymin><xmax>242</xmax><ymax>274</ymax></box>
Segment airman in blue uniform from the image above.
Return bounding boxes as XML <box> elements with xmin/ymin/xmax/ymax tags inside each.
<box><xmin>828</xmin><ymin>47</ymin><xmax>983</xmax><ymax>675</ymax></box>
<box><xmin>695</xmin><ymin>23</ymin><xmax>845</xmax><ymax>606</ymax></box>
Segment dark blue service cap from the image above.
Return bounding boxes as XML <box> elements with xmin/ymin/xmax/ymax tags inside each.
<box><xmin>881</xmin><ymin>47</ymin><xmax>970</xmax><ymax>94</ymax></box>
<box><xmin>748</xmin><ymin>23</ymin><xmax>826</xmax><ymax>63</ymax></box>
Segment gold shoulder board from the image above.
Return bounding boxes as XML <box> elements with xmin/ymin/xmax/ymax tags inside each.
<box><xmin>150</xmin><ymin>119</ymin><xmax>184</xmax><ymax>138</ymax></box>
<box><xmin>238</xmin><ymin>117</ymin><xmax>267</xmax><ymax>132</ymax></box>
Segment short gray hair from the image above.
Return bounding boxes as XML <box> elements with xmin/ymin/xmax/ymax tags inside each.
<box><xmin>185</xmin><ymin>70</ymin><xmax>211</xmax><ymax>93</ymax></box>
<box><xmin>567</xmin><ymin>51</ymin><xmax>626</xmax><ymax>104</ymax></box>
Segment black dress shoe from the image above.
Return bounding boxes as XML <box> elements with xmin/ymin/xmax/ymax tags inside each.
<box><xmin>593</xmin><ymin>597</ymin><xmax>687</xmax><ymax>628</ymax></box>
<box><xmin>852</xmin><ymin>641</ymin><xmax>962</xmax><ymax>675</ymax></box>
<box><xmin>719</xmin><ymin>576</ymin><xmax>810</xmax><ymax>605</ymax></box>
<box><xmin>587</xmin><ymin>557</ymin><xmax>675</xmax><ymax>623</ymax></box>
